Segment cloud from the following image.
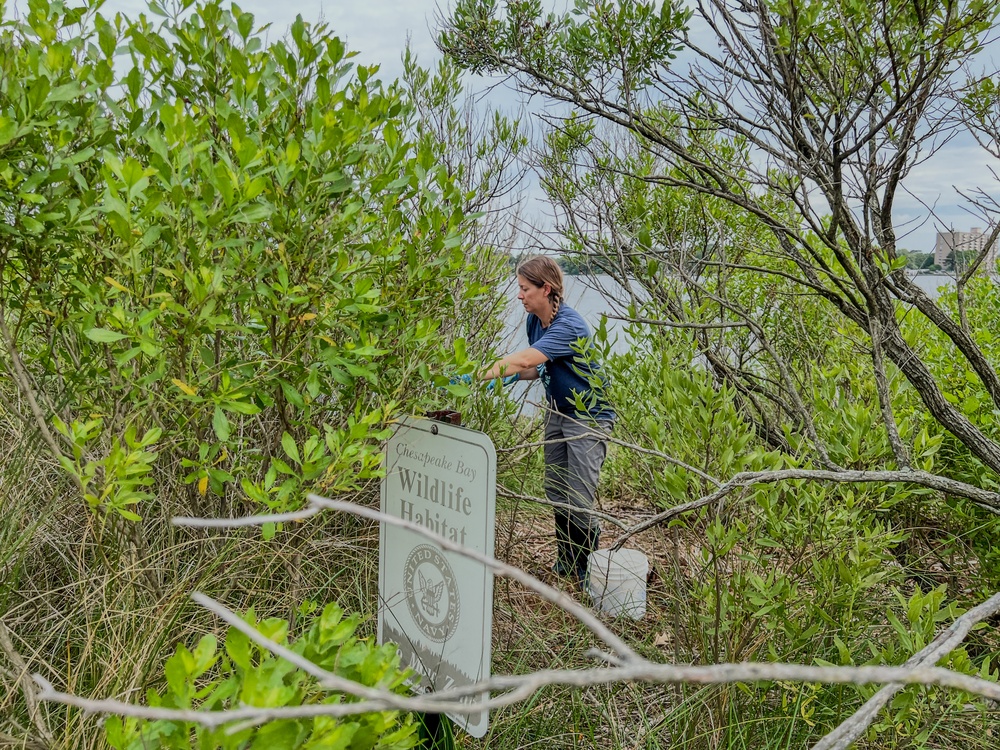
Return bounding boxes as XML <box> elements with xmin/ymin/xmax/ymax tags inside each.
<box><xmin>12</xmin><ymin>0</ymin><xmax>996</xmax><ymax>255</ymax></box>
<box><xmin>6</xmin><ymin>0</ymin><xmax>444</xmax><ymax>79</ymax></box>
<box><xmin>894</xmin><ymin>135</ymin><xmax>1000</xmax><ymax>251</ymax></box>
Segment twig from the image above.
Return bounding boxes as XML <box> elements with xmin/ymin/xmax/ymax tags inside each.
<box><xmin>0</xmin><ymin>621</ymin><xmax>55</xmax><ymax>745</ymax></box>
<box><xmin>812</xmin><ymin>590</ymin><xmax>1000</xmax><ymax>750</ymax></box>
<box><xmin>612</xmin><ymin>466</ymin><xmax>1000</xmax><ymax>549</ymax></box>
<box><xmin>495</xmin><ymin>432</ymin><xmax>605</xmax><ymax>452</ymax></box>
<box><xmin>496</xmin><ymin>417</ymin><xmax>720</xmax><ymax>486</ymax></box>
<box><xmin>605</xmin><ymin>313</ymin><xmax>750</xmax><ymax>330</ymax></box>
<box><xmin>0</xmin><ymin>306</ymin><xmax>69</xmax><ymax>476</ymax></box>
<box><xmin>173</xmin><ymin>504</ymin><xmax>324</xmax><ymax>528</ymax></box>
<box><xmin>868</xmin><ymin>312</ymin><xmax>912</xmax><ymax>469</ymax></box>
<box><xmin>604</xmin><ymin>433</ymin><xmax>721</xmax><ymax>486</ymax></box>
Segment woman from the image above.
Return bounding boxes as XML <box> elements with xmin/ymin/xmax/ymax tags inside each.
<box><xmin>480</xmin><ymin>256</ymin><xmax>615</xmax><ymax>585</ymax></box>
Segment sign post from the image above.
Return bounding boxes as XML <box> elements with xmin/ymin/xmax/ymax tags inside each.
<box><xmin>378</xmin><ymin>415</ymin><xmax>496</xmax><ymax>737</ymax></box>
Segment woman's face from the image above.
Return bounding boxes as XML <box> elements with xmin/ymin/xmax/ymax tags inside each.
<box><xmin>516</xmin><ymin>274</ymin><xmax>551</xmax><ymax>317</ymax></box>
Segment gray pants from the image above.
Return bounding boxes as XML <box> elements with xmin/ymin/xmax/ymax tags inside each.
<box><xmin>544</xmin><ymin>411</ymin><xmax>612</xmax><ymax>576</ymax></box>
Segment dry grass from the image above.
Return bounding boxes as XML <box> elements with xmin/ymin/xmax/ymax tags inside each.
<box><xmin>0</xmin><ymin>428</ymin><xmax>388</xmax><ymax>749</ymax></box>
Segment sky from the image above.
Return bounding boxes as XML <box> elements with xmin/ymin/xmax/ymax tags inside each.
<box><xmin>6</xmin><ymin>0</ymin><xmax>445</xmax><ymax>78</ymax></box>
<box><xmin>6</xmin><ymin>0</ymin><xmax>999</xmax><ymax>255</ymax></box>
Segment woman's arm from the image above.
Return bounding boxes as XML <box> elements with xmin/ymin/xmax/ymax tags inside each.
<box><xmin>516</xmin><ymin>365</ymin><xmax>540</xmax><ymax>381</ymax></box>
<box><xmin>480</xmin><ymin>347</ymin><xmax>547</xmax><ymax>381</ymax></box>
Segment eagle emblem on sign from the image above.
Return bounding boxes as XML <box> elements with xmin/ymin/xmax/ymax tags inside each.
<box><xmin>404</xmin><ymin>544</ymin><xmax>461</xmax><ymax>642</ymax></box>
<box><xmin>418</xmin><ymin>571</ymin><xmax>445</xmax><ymax>617</ymax></box>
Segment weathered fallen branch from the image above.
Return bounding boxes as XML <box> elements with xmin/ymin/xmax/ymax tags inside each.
<box><xmin>32</xmin><ymin>658</ymin><xmax>1000</xmax><ymax>729</ymax></box>
<box><xmin>612</xmin><ymin>466</ymin><xmax>1000</xmax><ymax>549</ymax></box>
<box><xmin>29</xmin><ymin>498</ymin><xmax>1000</xmax><ymax>738</ymax></box>
<box><xmin>812</xmin><ymin>589</ymin><xmax>1000</xmax><ymax>750</ymax></box>
<box><xmin>0</xmin><ymin>621</ymin><xmax>54</xmax><ymax>746</ymax></box>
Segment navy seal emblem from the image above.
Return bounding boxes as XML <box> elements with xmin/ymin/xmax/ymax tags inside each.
<box><xmin>404</xmin><ymin>545</ymin><xmax>461</xmax><ymax>642</ymax></box>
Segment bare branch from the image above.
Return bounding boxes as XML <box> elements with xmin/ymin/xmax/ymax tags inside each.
<box><xmin>868</xmin><ymin>312</ymin><xmax>912</xmax><ymax>468</ymax></box>
<box><xmin>496</xmin><ymin>487</ymin><xmax>631</xmax><ymax>529</ymax></box>
<box><xmin>0</xmin><ymin>622</ymin><xmax>54</xmax><ymax>745</ymax></box>
<box><xmin>813</xmin><ymin>589</ymin><xmax>1000</xmax><ymax>750</ymax></box>
<box><xmin>173</xmin><ymin>504</ymin><xmax>324</xmax><ymax>529</ymax></box>
<box><xmin>606</xmin><ymin>314</ymin><xmax>750</xmax><ymax>330</ymax></box>
<box><xmin>499</xmin><ymin>425</ymin><xmax>721</xmax><ymax>487</ymax></box>
<box><xmin>614</xmin><ymin>466</ymin><xmax>1000</xmax><ymax>549</ymax></box>
<box><xmin>34</xmin><ymin>623</ymin><xmax>1000</xmax><ymax>729</ymax></box>
<box><xmin>0</xmin><ymin>306</ymin><xmax>69</xmax><ymax>477</ymax></box>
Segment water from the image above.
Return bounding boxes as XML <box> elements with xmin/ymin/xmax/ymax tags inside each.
<box><xmin>500</xmin><ymin>272</ymin><xmax>958</xmax><ymax>355</ymax></box>
<box><xmin>909</xmin><ymin>273</ymin><xmax>956</xmax><ymax>297</ymax></box>
<box><xmin>497</xmin><ymin>272</ymin><xmax>962</xmax><ymax>412</ymax></box>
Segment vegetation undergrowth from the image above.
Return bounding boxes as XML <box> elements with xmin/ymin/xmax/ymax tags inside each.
<box><xmin>0</xmin><ymin>0</ymin><xmax>515</xmax><ymax>746</ymax></box>
<box><xmin>105</xmin><ymin>603</ymin><xmax>421</xmax><ymax>749</ymax></box>
<box><xmin>5</xmin><ymin>0</ymin><xmax>1000</xmax><ymax>748</ymax></box>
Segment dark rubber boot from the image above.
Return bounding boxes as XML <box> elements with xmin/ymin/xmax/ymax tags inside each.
<box><xmin>552</xmin><ymin>510</ymin><xmax>575</xmax><ymax>577</ymax></box>
<box><xmin>567</xmin><ymin>520</ymin><xmax>600</xmax><ymax>587</ymax></box>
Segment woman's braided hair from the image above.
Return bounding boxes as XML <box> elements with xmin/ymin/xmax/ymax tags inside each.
<box><xmin>517</xmin><ymin>255</ymin><xmax>564</xmax><ymax>322</ymax></box>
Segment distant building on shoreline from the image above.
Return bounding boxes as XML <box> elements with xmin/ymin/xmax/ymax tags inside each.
<box><xmin>933</xmin><ymin>227</ymin><xmax>998</xmax><ymax>271</ymax></box>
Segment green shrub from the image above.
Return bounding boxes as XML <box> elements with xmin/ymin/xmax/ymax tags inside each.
<box><xmin>0</xmin><ymin>1</ymin><xmax>511</xmax><ymax>744</ymax></box>
<box><xmin>1</xmin><ymin>0</ymin><xmax>493</xmax><ymax>530</ymax></box>
<box><xmin>104</xmin><ymin>603</ymin><xmax>421</xmax><ymax>749</ymax></box>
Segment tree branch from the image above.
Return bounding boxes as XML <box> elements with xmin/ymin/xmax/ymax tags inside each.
<box><xmin>813</xmin><ymin>589</ymin><xmax>1000</xmax><ymax>750</ymax></box>
<box><xmin>0</xmin><ymin>621</ymin><xmax>54</xmax><ymax>746</ymax></box>
<box><xmin>0</xmin><ymin>305</ymin><xmax>68</xmax><ymax>473</ymax></box>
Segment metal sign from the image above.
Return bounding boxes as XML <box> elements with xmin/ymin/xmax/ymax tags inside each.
<box><xmin>378</xmin><ymin>415</ymin><xmax>496</xmax><ymax>737</ymax></box>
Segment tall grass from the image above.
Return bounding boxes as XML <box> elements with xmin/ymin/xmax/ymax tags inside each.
<box><xmin>0</xmin><ymin>394</ymin><xmax>387</xmax><ymax>747</ymax></box>
<box><xmin>6</xmin><ymin>366</ymin><xmax>1000</xmax><ymax>748</ymax></box>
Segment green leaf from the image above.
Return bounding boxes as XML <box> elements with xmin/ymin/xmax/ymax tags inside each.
<box><xmin>21</xmin><ymin>216</ymin><xmax>45</xmax><ymax>234</ymax></box>
<box><xmin>225</xmin><ymin>628</ymin><xmax>250</xmax><ymax>671</ymax></box>
<box><xmin>0</xmin><ymin>116</ymin><xmax>17</xmax><ymax>146</ymax></box>
<box><xmin>192</xmin><ymin>635</ymin><xmax>218</xmax><ymax>676</ymax></box>
<box><xmin>164</xmin><ymin>650</ymin><xmax>191</xmax><ymax>700</ymax></box>
<box><xmin>281</xmin><ymin>433</ymin><xmax>300</xmax><ymax>464</ymax></box>
<box><xmin>85</xmin><ymin>328</ymin><xmax>128</xmax><ymax>343</ymax></box>
<box><xmin>231</xmin><ymin>203</ymin><xmax>272</xmax><ymax>223</ymax></box>
<box><xmin>279</xmin><ymin>380</ymin><xmax>305</xmax><ymax>408</ymax></box>
<box><xmin>103</xmin><ymin>716</ymin><xmax>128</xmax><ymax>749</ymax></box>
<box><xmin>221</xmin><ymin>400</ymin><xmax>261</xmax><ymax>416</ymax></box>
<box><xmin>251</xmin><ymin>720</ymin><xmax>303</xmax><ymax>749</ymax></box>
<box><xmin>213</xmin><ymin>406</ymin><xmax>231</xmax><ymax>441</ymax></box>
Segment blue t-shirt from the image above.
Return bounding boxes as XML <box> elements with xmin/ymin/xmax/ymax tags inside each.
<box><xmin>526</xmin><ymin>305</ymin><xmax>615</xmax><ymax>421</ymax></box>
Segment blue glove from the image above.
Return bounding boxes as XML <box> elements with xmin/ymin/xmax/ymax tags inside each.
<box><xmin>448</xmin><ymin>374</ymin><xmax>474</xmax><ymax>386</ymax></box>
<box><xmin>485</xmin><ymin>373</ymin><xmax>519</xmax><ymax>391</ymax></box>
